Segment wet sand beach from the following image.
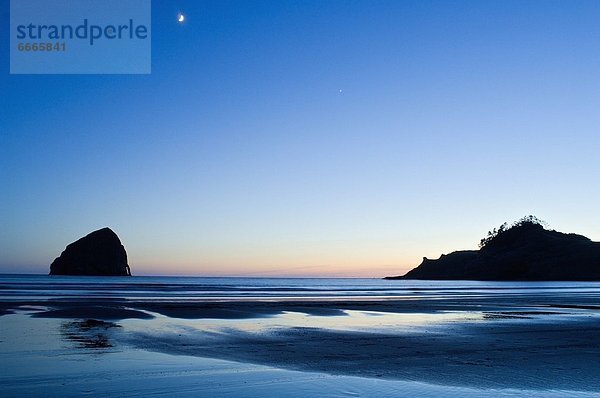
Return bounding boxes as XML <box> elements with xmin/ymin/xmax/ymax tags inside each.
<box><xmin>1</xmin><ymin>275</ymin><xmax>600</xmax><ymax>397</ymax></box>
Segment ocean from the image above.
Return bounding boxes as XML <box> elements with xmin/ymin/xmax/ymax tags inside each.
<box><xmin>3</xmin><ymin>274</ymin><xmax>600</xmax><ymax>301</ymax></box>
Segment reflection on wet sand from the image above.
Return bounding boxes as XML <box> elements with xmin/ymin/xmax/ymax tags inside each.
<box><xmin>122</xmin><ymin>310</ymin><xmax>600</xmax><ymax>391</ymax></box>
<box><xmin>61</xmin><ymin>319</ymin><xmax>121</xmax><ymax>349</ymax></box>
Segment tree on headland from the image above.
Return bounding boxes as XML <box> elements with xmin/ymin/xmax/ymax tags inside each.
<box><xmin>479</xmin><ymin>215</ymin><xmax>548</xmax><ymax>248</ymax></box>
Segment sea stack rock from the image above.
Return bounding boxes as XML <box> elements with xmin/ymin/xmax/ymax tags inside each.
<box><xmin>50</xmin><ymin>228</ymin><xmax>131</xmax><ymax>276</ymax></box>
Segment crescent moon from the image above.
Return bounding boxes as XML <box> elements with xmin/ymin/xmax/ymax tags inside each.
<box><xmin>177</xmin><ymin>13</ymin><xmax>185</xmax><ymax>23</ymax></box>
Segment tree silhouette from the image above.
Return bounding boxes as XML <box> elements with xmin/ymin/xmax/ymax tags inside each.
<box><xmin>479</xmin><ymin>215</ymin><xmax>548</xmax><ymax>248</ymax></box>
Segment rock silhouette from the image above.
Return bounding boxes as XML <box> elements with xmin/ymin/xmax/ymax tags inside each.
<box><xmin>387</xmin><ymin>220</ymin><xmax>600</xmax><ymax>281</ymax></box>
<box><xmin>50</xmin><ymin>228</ymin><xmax>131</xmax><ymax>276</ymax></box>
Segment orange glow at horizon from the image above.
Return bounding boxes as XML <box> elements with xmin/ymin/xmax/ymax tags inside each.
<box><xmin>124</xmin><ymin>234</ymin><xmax>477</xmax><ymax>277</ymax></box>
<box><xmin>128</xmin><ymin>251</ymin><xmax>421</xmax><ymax>278</ymax></box>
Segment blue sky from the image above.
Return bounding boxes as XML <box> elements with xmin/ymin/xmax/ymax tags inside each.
<box><xmin>2</xmin><ymin>0</ymin><xmax>600</xmax><ymax>276</ymax></box>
